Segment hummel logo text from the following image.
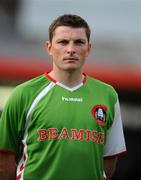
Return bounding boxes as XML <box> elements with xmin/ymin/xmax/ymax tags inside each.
<box><xmin>62</xmin><ymin>96</ymin><xmax>83</xmax><ymax>102</ymax></box>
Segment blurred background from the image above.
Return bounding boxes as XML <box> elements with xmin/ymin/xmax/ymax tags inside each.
<box><xmin>0</xmin><ymin>0</ymin><xmax>141</xmax><ymax>179</ymax></box>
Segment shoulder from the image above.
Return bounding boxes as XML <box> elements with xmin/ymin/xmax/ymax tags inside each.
<box><xmin>6</xmin><ymin>74</ymin><xmax>50</xmax><ymax>105</ymax></box>
<box><xmin>86</xmin><ymin>75</ymin><xmax>118</xmax><ymax>102</ymax></box>
<box><xmin>17</xmin><ymin>74</ymin><xmax>50</xmax><ymax>91</ymax></box>
<box><xmin>14</xmin><ymin>74</ymin><xmax>49</xmax><ymax>93</ymax></box>
<box><xmin>87</xmin><ymin>75</ymin><xmax>116</xmax><ymax>92</ymax></box>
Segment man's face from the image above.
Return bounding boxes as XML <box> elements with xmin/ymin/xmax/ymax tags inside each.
<box><xmin>46</xmin><ymin>26</ymin><xmax>91</xmax><ymax>72</ymax></box>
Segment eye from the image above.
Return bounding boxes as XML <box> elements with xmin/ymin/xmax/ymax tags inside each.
<box><xmin>58</xmin><ymin>40</ymin><xmax>68</xmax><ymax>45</ymax></box>
<box><xmin>75</xmin><ymin>40</ymin><xmax>85</xmax><ymax>45</ymax></box>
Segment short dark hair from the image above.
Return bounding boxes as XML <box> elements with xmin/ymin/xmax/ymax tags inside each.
<box><xmin>48</xmin><ymin>14</ymin><xmax>91</xmax><ymax>42</ymax></box>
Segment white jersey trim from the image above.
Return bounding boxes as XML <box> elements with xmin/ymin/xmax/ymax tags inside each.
<box><xmin>104</xmin><ymin>100</ymin><xmax>126</xmax><ymax>157</ymax></box>
<box><xmin>56</xmin><ymin>82</ymin><xmax>83</xmax><ymax>92</ymax></box>
<box><xmin>16</xmin><ymin>82</ymin><xmax>56</xmax><ymax>179</ymax></box>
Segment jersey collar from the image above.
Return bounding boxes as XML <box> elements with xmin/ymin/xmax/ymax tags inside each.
<box><xmin>44</xmin><ymin>72</ymin><xmax>87</xmax><ymax>92</ymax></box>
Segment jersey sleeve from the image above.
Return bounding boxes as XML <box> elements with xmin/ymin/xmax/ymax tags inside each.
<box><xmin>0</xmin><ymin>87</ymin><xmax>24</xmax><ymax>155</ymax></box>
<box><xmin>104</xmin><ymin>99</ymin><xmax>127</xmax><ymax>158</ymax></box>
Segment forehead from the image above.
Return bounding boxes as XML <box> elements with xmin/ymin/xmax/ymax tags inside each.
<box><xmin>53</xmin><ymin>26</ymin><xmax>87</xmax><ymax>40</ymax></box>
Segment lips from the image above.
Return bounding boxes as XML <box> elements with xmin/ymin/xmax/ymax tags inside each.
<box><xmin>63</xmin><ymin>57</ymin><xmax>78</xmax><ymax>61</ymax></box>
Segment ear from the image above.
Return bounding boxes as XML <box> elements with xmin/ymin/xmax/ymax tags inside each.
<box><xmin>45</xmin><ymin>41</ymin><xmax>52</xmax><ymax>55</ymax></box>
<box><xmin>86</xmin><ymin>42</ymin><xmax>92</xmax><ymax>57</ymax></box>
<box><xmin>88</xmin><ymin>42</ymin><xmax>92</xmax><ymax>53</ymax></box>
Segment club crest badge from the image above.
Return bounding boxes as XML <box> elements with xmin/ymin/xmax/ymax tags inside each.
<box><xmin>91</xmin><ymin>105</ymin><xmax>107</xmax><ymax>126</ymax></box>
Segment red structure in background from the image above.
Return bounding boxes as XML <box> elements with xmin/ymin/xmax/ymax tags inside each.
<box><xmin>0</xmin><ymin>56</ymin><xmax>141</xmax><ymax>91</ymax></box>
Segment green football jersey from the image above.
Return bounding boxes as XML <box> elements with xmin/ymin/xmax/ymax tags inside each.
<box><xmin>0</xmin><ymin>73</ymin><xmax>126</xmax><ymax>180</ymax></box>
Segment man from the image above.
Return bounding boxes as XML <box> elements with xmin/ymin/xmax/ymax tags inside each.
<box><xmin>0</xmin><ymin>14</ymin><xmax>126</xmax><ymax>180</ymax></box>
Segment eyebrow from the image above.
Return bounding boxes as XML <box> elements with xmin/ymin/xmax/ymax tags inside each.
<box><xmin>56</xmin><ymin>38</ymin><xmax>87</xmax><ymax>42</ymax></box>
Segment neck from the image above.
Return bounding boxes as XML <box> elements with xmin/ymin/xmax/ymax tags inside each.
<box><xmin>48</xmin><ymin>69</ymin><xmax>84</xmax><ymax>88</ymax></box>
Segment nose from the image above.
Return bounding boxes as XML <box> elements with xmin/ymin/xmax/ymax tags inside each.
<box><xmin>66</xmin><ymin>43</ymin><xmax>76</xmax><ymax>55</ymax></box>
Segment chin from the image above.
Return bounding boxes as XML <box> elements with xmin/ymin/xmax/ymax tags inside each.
<box><xmin>65</xmin><ymin>64</ymin><xmax>80</xmax><ymax>69</ymax></box>
<box><xmin>64</xmin><ymin>65</ymin><xmax>79</xmax><ymax>71</ymax></box>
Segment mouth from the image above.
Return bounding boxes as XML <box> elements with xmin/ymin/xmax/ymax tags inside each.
<box><xmin>63</xmin><ymin>57</ymin><xmax>78</xmax><ymax>61</ymax></box>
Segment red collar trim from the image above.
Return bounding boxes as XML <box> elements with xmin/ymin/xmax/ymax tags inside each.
<box><xmin>44</xmin><ymin>72</ymin><xmax>87</xmax><ymax>84</ymax></box>
<box><xmin>82</xmin><ymin>73</ymin><xmax>87</xmax><ymax>84</ymax></box>
<box><xmin>44</xmin><ymin>72</ymin><xmax>56</xmax><ymax>83</ymax></box>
